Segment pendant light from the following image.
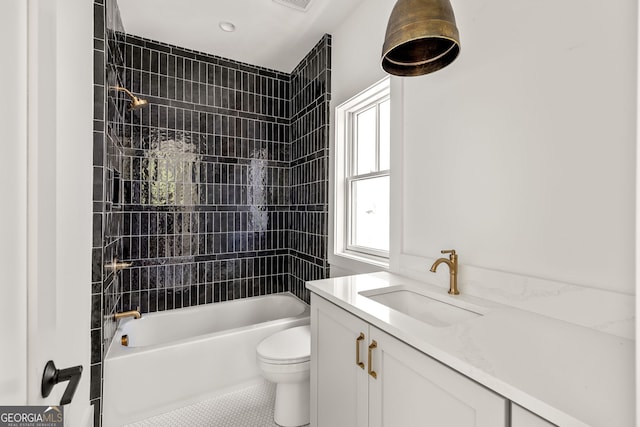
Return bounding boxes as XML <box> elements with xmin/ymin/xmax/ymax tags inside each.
<box><xmin>381</xmin><ymin>0</ymin><xmax>460</xmax><ymax>76</ymax></box>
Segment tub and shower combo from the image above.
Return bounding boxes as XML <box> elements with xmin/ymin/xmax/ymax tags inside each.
<box><xmin>103</xmin><ymin>292</ymin><xmax>310</xmax><ymax>427</ymax></box>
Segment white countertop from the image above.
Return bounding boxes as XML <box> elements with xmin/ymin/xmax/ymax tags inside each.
<box><xmin>306</xmin><ymin>272</ymin><xmax>635</xmax><ymax>427</ymax></box>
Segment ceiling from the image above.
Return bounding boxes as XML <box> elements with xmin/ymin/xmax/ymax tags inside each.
<box><xmin>117</xmin><ymin>0</ymin><xmax>366</xmax><ymax>73</ymax></box>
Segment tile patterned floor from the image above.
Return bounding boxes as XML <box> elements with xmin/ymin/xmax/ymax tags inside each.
<box><xmin>125</xmin><ymin>380</ymin><xmax>309</xmax><ymax>427</ymax></box>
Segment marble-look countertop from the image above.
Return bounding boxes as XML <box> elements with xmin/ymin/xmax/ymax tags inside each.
<box><xmin>306</xmin><ymin>272</ymin><xmax>634</xmax><ymax>427</ymax></box>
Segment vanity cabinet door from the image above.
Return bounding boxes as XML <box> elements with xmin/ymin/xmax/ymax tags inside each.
<box><xmin>368</xmin><ymin>326</ymin><xmax>508</xmax><ymax>427</ymax></box>
<box><xmin>511</xmin><ymin>404</ymin><xmax>557</xmax><ymax>427</ymax></box>
<box><xmin>311</xmin><ymin>294</ymin><xmax>369</xmax><ymax>427</ymax></box>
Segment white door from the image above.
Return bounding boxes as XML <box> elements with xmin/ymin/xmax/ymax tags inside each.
<box><xmin>311</xmin><ymin>295</ymin><xmax>369</xmax><ymax>427</ymax></box>
<box><xmin>0</xmin><ymin>1</ymin><xmax>94</xmax><ymax>426</ymax></box>
<box><xmin>368</xmin><ymin>326</ymin><xmax>508</xmax><ymax>427</ymax></box>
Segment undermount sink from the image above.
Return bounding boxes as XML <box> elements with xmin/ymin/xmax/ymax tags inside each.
<box><xmin>360</xmin><ymin>286</ymin><xmax>482</xmax><ymax>327</ymax></box>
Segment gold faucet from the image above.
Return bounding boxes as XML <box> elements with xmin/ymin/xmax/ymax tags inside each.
<box><xmin>429</xmin><ymin>249</ymin><xmax>459</xmax><ymax>295</ymax></box>
<box><xmin>113</xmin><ymin>309</ymin><xmax>141</xmax><ymax>321</ymax></box>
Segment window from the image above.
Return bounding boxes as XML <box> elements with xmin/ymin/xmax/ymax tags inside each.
<box><xmin>335</xmin><ymin>77</ymin><xmax>390</xmax><ymax>264</ymax></box>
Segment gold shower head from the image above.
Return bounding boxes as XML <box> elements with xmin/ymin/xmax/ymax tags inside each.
<box><xmin>129</xmin><ymin>96</ymin><xmax>148</xmax><ymax>110</ymax></box>
<box><xmin>110</xmin><ymin>86</ymin><xmax>149</xmax><ymax>110</ymax></box>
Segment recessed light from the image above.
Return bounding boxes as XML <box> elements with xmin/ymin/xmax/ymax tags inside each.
<box><xmin>219</xmin><ymin>21</ymin><xmax>236</xmax><ymax>32</ymax></box>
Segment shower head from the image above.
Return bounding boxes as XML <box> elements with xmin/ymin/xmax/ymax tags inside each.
<box><xmin>129</xmin><ymin>96</ymin><xmax>148</xmax><ymax>110</ymax></box>
<box><xmin>110</xmin><ymin>86</ymin><xmax>149</xmax><ymax>111</ymax></box>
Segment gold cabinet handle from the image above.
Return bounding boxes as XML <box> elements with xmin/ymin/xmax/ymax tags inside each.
<box><xmin>356</xmin><ymin>333</ymin><xmax>365</xmax><ymax>369</ymax></box>
<box><xmin>368</xmin><ymin>340</ymin><xmax>378</xmax><ymax>379</ymax></box>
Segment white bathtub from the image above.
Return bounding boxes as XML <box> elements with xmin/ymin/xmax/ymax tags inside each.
<box><xmin>102</xmin><ymin>292</ymin><xmax>310</xmax><ymax>427</ymax></box>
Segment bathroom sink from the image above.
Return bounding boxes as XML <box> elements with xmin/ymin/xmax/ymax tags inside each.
<box><xmin>359</xmin><ymin>287</ymin><xmax>482</xmax><ymax>327</ymax></box>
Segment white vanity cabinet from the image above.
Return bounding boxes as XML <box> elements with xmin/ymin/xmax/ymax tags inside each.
<box><xmin>310</xmin><ymin>294</ymin><xmax>508</xmax><ymax>427</ymax></box>
<box><xmin>311</xmin><ymin>293</ymin><xmax>369</xmax><ymax>427</ymax></box>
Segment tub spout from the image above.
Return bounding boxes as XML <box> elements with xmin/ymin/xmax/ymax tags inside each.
<box><xmin>114</xmin><ymin>309</ymin><xmax>141</xmax><ymax>321</ymax></box>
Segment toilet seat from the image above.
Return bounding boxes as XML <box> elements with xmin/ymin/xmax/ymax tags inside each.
<box><xmin>257</xmin><ymin>325</ymin><xmax>310</xmax><ymax>365</ymax></box>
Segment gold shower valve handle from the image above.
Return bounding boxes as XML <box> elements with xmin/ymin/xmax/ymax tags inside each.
<box><xmin>113</xmin><ymin>262</ymin><xmax>132</xmax><ymax>271</ymax></box>
<box><xmin>105</xmin><ymin>259</ymin><xmax>133</xmax><ymax>272</ymax></box>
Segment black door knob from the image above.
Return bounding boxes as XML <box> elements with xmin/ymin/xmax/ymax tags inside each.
<box><xmin>41</xmin><ymin>360</ymin><xmax>83</xmax><ymax>406</ymax></box>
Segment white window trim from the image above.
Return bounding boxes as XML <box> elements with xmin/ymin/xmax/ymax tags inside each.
<box><xmin>334</xmin><ymin>76</ymin><xmax>390</xmax><ymax>269</ymax></box>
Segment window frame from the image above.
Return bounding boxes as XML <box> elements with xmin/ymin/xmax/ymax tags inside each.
<box><xmin>334</xmin><ymin>77</ymin><xmax>391</xmax><ymax>266</ymax></box>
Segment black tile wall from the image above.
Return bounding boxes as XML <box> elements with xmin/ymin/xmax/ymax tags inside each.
<box><xmin>115</xmin><ymin>33</ymin><xmax>292</xmax><ymax>315</ymax></box>
<box><xmin>91</xmin><ymin>0</ymin><xmax>127</xmax><ymax>425</ymax></box>
<box><xmin>92</xmin><ymin>2</ymin><xmax>330</xmax><ymax>424</ymax></box>
<box><xmin>289</xmin><ymin>35</ymin><xmax>332</xmax><ymax>302</ymax></box>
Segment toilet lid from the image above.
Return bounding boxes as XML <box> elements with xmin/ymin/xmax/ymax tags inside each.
<box><xmin>257</xmin><ymin>325</ymin><xmax>310</xmax><ymax>364</ymax></box>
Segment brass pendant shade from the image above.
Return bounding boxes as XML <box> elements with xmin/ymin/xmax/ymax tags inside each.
<box><xmin>381</xmin><ymin>0</ymin><xmax>460</xmax><ymax>76</ymax></box>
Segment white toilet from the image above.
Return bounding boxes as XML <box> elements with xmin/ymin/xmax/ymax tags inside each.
<box><xmin>256</xmin><ymin>325</ymin><xmax>311</xmax><ymax>427</ymax></box>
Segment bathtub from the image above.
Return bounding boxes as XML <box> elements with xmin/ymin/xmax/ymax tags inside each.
<box><xmin>102</xmin><ymin>292</ymin><xmax>309</xmax><ymax>427</ymax></box>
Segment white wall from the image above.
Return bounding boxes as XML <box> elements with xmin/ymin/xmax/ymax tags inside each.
<box><xmin>331</xmin><ymin>0</ymin><xmax>636</xmax><ymax>296</ymax></box>
<box><xmin>328</xmin><ymin>0</ymin><xmax>396</xmax><ymax>276</ymax></box>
